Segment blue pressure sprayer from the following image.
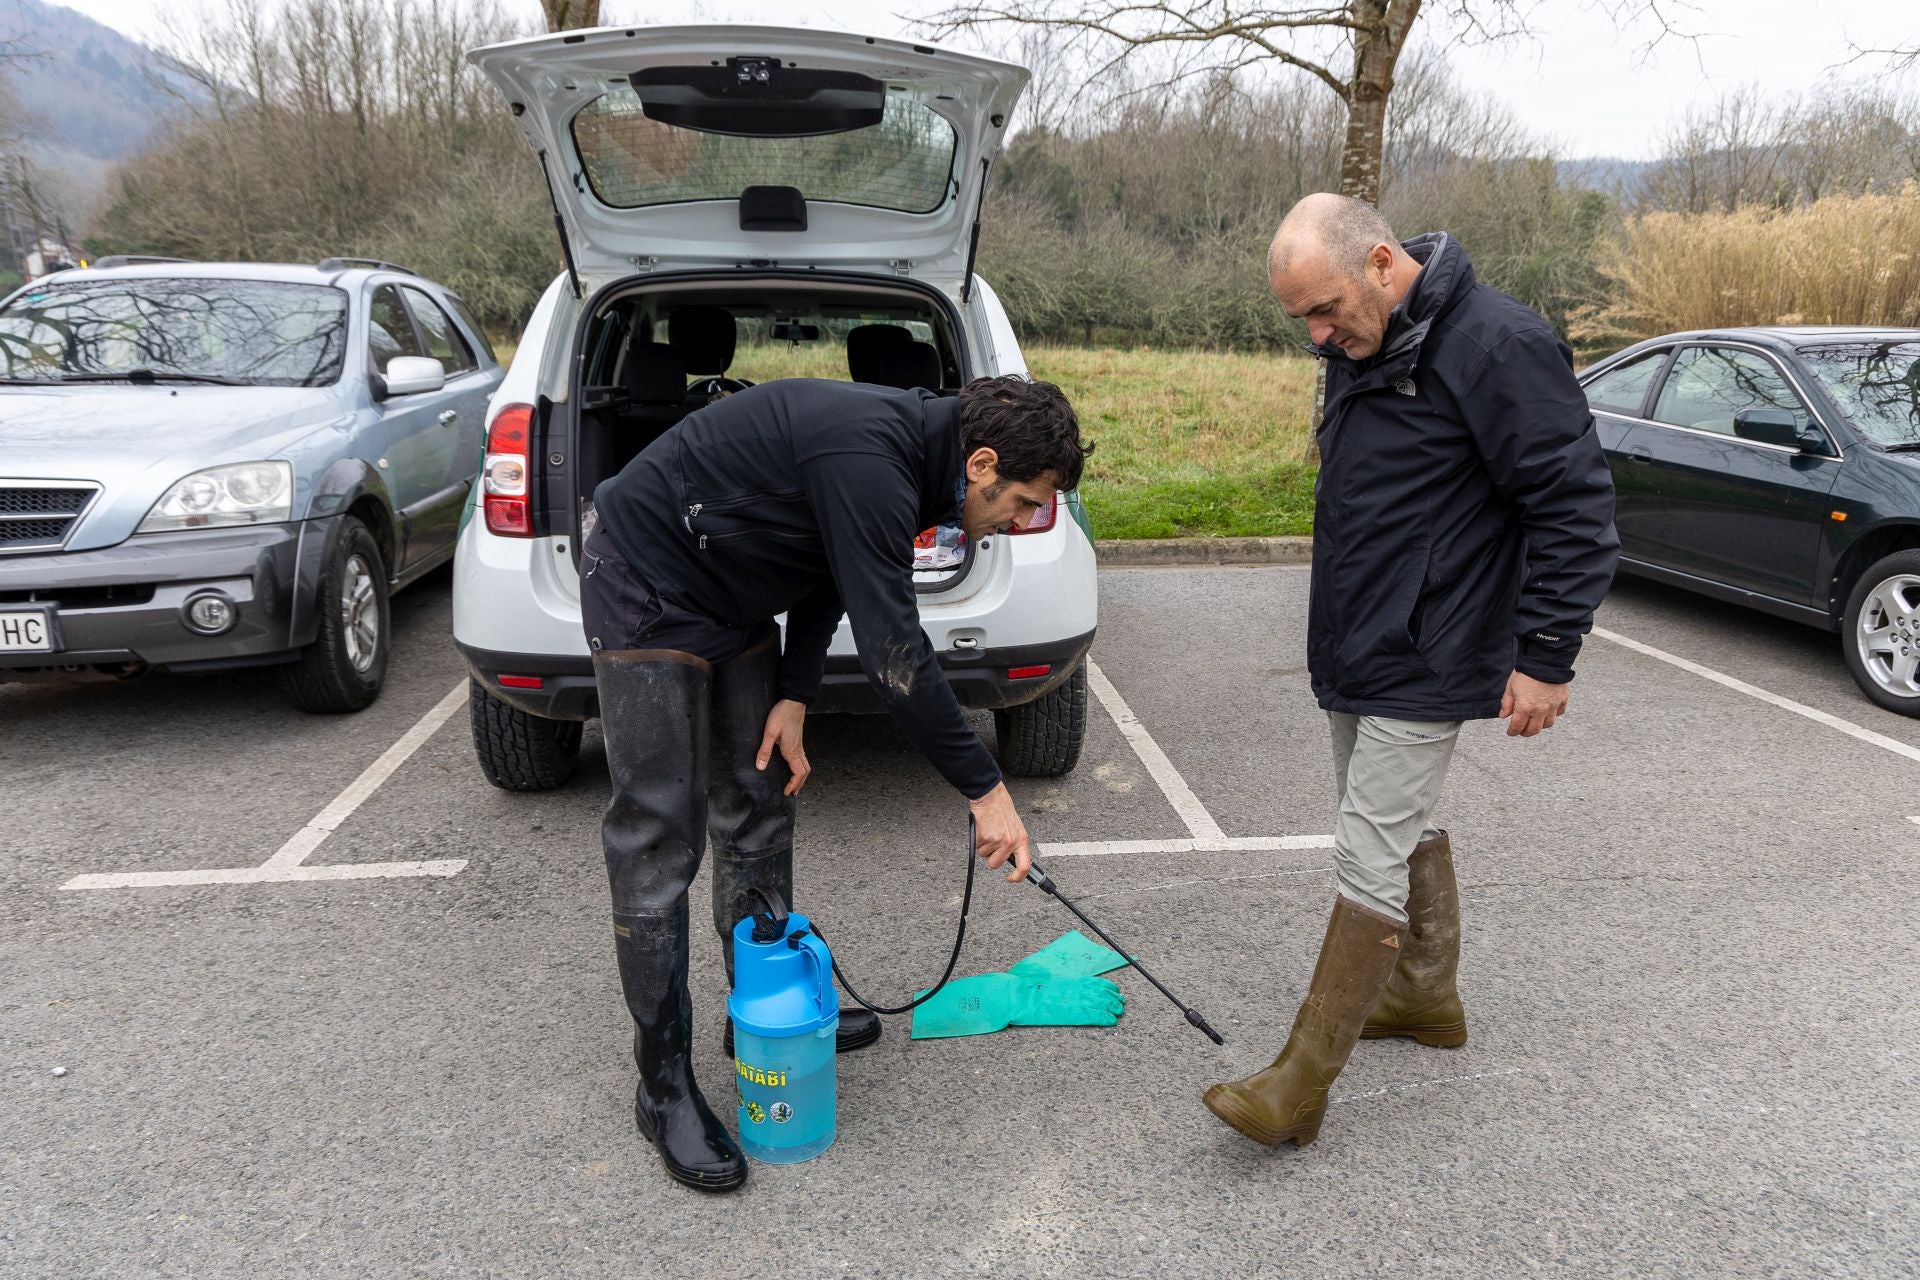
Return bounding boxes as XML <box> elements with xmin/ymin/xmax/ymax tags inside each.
<box><xmin>727</xmin><ymin>825</ymin><xmax>1226</xmax><ymax>1167</ymax></box>
<box><xmin>729</xmin><ymin>889</ymin><xmax>838</xmax><ymax>1164</ymax></box>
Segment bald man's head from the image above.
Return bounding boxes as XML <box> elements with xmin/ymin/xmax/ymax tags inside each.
<box><xmin>1267</xmin><ymin>193</ymin><xmax>1420</xmax><ymax>359</ymax></box>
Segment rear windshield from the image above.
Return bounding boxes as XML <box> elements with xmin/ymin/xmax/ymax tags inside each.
<box><xmin>0</xmin><ymin>277</ymin><xmax>349</xmax><ymax>387</ymax></box>
<box><xmin>1798</xmin><ymin>341</ymin><xmax>1920</xmax><ymax>447</ymax></box>
<box><xmin>572</xmin><ymin>87</ymin><xmax>957</xmax><ymax>214</ymax></box>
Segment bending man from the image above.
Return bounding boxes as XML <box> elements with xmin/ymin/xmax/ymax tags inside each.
<box><xmin>582</xmin><ymin>374</ymin><xmax>1089</xmax><ymax>1191</ymax></box>
<box><xmin>1204</xmin><ymin>194</ymin><xmax>1619</xmax><ymax>1148</ymax></box>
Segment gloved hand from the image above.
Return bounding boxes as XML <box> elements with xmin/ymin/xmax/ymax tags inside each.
<box><xmin>1008</xmin><ymin>930</ymin><xmax>1127</xmax><ymax>982</ymax></box>
<box><xmin>910</xmin><ymin>972</ymin><xmax>1126</xmax><ymax>1040</ymax></box>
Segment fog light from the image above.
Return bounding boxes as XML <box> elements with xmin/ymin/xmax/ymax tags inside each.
<box><xmin>183</xmin><ymin>591</ymin><xmax>236</xmax><ymax>635</ymax></box>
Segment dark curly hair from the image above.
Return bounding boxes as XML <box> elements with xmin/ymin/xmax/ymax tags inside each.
<box><xmin>958</xmin><ymin>375</ymin><xmax>1092</xmax><ymax>492</ymax></box>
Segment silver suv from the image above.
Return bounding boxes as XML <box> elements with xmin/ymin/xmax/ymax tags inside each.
<box><xmin>0</xmin><ymin>257</ymin><xmax>502</xmax><ymax>709</ymax></box>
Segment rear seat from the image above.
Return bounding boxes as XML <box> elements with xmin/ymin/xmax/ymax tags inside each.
<box><xmin>608</xmin><ymin>340</ymin><xmax>689</xmax><ymax>472</ymax></box>
<box><xmin>668</xmin><ymin>305</ymin><xmax>740</xmax><ymax>403</ymax></box>
<box><xmin>847</xmin><ymin>323</ymin><xmax>942</xmax><ymax>391</ymax></box>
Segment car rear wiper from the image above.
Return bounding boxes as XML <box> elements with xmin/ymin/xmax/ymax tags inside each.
<box><xmin>55</xmin><ymin>369</ymin><xmax>251</xmax><ymax>386</ymax></box>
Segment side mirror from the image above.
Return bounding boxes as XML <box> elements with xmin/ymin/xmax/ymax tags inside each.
<box><xmin>378</xmin><ymin>355</ymin><xmax>445</xmax><ymax>399</ymax></box>
<box><xmin>1733</xmin><ymin>408</ymin><xmax>1800</xmax><ymax>449</ymax></box>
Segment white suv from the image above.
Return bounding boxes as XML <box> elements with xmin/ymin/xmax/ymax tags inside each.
<box><xmin>452</xmin><ymin>24</ymin><xmax>1098</xmax><ymax>791</ymax></box>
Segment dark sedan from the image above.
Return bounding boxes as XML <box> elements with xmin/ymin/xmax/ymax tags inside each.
<box><xmin>1580</xmin><ymin>327</ymin><xmax>1920</xmax><ymax>716</ymax></box>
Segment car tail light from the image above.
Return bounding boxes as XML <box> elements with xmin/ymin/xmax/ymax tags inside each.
<box><xmin>1007</xmin><ymin>493</ymin><xmax>1057</xmax><ymax>535</ymax></box>
<box><xmin>483</xmin><ymin>403</ymin><xmax>534</xmax><ymax>537</ymax></box>
<box><xmin>1008</xmin><ymin>665</ymin><xmax>1052</xmax><ymax>680</ymax></box>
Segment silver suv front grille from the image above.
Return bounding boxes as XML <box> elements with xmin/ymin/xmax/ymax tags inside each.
<box><xmin>0</xmin><ymin>480</ymin><xmax>101</xmax><ymax>553</ymax></box>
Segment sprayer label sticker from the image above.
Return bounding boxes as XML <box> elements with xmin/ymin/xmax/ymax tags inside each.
<box><xmin>745</xmin><ymin>1100</ymin><xmax>766</xmax><ymax>1125</ymax></box>
<box><xmin>770</xmin><ymin>1102</ymin><xmax>793</xmax><ymax>1124</ymax></box>
<box><xmin>736</xmin><ymin>1059</ymin><xmax>788</xmax><ymax>1089</ymax></box>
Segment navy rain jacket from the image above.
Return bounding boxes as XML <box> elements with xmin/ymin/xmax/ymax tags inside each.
<box><xmin>1307</xmin><ymin>233</ymin><xmax>1620</xmax><ymax>720</ymax></box>
<box><xmin>592</xmin><ymin>379</ymin><xmax>1001</xmax><ymax>799</ymax></box>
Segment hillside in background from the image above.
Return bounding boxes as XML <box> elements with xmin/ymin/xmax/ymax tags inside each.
<box><xmin>0</xmin><ymin>0</ymin><xmax>202</xmax><ymax>225</ymax></box>
<box><xmin>1558</xmin><ymin>155</ymin><xmax>1658</xmax><ymax>201</ymax></box>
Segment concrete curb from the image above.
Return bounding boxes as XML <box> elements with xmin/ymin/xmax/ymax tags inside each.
<box><xmin>1094</xmin><ymin>535</ymin><xmax>1314</xmax><ymax>567</ymax></box>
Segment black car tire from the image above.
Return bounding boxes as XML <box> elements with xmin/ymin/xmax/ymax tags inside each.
<box><xmin>1841</xmin><ymin>548</ymin><xmax>1920</xmax><ymax>718</ymax></box>
<box><xmin>993</xmin><ymin>661</ymin><xmax>1088</xmax><ymax>777</ymax></box>
<box><xmin>280</xmin><ymin>516</ymin><xmax>390</xmax><ymax>713</ymax></box>
<box><xmin>469</xmin><ymin>678</ymin><xmax>583</xmax><ymax>790</ymax></box>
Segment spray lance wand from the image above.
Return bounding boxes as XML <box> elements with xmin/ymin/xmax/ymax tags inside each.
<box><xmin>1009</xmin><ymin>854</ymin><xmax>1226</xmax><ymax>1045</ymax></box>
<box><xmin>818</xmin><ymin>818</ymin><xmax>1225</xmax><ymax>1046</ymax></box>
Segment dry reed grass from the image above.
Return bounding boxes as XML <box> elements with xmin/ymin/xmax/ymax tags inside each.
<box><xmin>1572</xmin><ymin>186</ymin><xmax>1920</xmax><ymax>351</ymax></box>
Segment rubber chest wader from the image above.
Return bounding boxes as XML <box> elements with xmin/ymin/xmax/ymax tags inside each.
<box><xmin>597</xmin><ymin>647</ymin><xmax>746</xmax><ymax>1192</ymax></box>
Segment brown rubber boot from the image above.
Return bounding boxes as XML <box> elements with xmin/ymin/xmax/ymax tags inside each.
<box><xmin>1202</xmin><ymin>896</ymin><xmax>1408</xmax><ymax>1147</ymax></box>
<box><xmin>1363</xmin><ymin>832</ymin><xmax>1468</xmax><ymax>1048</ymax></box>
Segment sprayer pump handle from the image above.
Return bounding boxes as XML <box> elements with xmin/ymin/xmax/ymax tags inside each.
<box><xmin>749</xmin><ymin>886</ymin><xmax>789</xmax><ymax>942</ymax></box>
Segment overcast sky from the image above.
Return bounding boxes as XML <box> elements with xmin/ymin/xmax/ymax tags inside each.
<box><xmin>48</xmin><ymin>0</ymin><xmax>1914</xmax><ymax>159</ymax></box>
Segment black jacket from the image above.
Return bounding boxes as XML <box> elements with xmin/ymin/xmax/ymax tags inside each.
<box><xmin>1308</xmin><ymin>234</ymin><xmax>1620</xmax><ymax>720</ymax></box>
<box><xmin>593</xmin><ymin>379</ymin><xmax>1001</xmax><ymax>799</ymax></box>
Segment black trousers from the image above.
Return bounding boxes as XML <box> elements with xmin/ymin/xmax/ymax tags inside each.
<box><xmin>582</xmin><ymin>525</ymin><xmax>795</xmax><ymax>977</ymax></box>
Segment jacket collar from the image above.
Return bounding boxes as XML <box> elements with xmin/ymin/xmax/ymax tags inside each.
<box><xmin>923</xmin><ymin>393</ymin><xmax>965</xmax><ymax>525</ymax></box>
<box><xmin>1303</xmin><ymin>232</ymin><xmax>1476</xmax><ymax>376</ymax></box>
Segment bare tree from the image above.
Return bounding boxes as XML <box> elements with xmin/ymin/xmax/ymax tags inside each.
<box><xmin>932</xmin><ymin>1</ymin><xmax>1696</xmax><ymax>206</ymax></box>
<box><xmin>541</xmin><ymin>0</ymin><xmax>600</xmax><ymax>31</ymax></box>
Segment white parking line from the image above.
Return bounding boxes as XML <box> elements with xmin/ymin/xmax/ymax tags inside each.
<box><xmin>1085</xmin><ymin>660</ymin><xmax>1227</xmax><ymax>841</ymax></box>
<box><xmin>60</xmin><ymin>681</ymin><xmax>470</xmax><ymax>891</ymax></box>
<box><xmin>1592</xmin><ymin>626</ymin><xmax>1920</xmax><ymax>766</ymax></box>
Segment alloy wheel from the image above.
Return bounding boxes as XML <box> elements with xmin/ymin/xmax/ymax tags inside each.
<box><xmin>341</xmin><ymin>553</ymin><xmax>379</xmax><ymax>674</ymax></box>
<box><xmin>1855</xmin><ymin>572</ymin><xmax>1920</xmax><ymax>700</ymax></box>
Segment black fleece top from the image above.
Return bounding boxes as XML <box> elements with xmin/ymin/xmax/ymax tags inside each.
<box><xmin>593</xmin><ymin>378</ymin><xmax>1001</xmax><ymax>799</ymax></box>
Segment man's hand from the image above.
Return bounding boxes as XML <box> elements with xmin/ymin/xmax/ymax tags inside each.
<box><xmin>967</xmin><ymin>781</ymin><xmax>1032</xmax><ymax>883</ymax></box>
<box><xmin>1501</xmin><ymin>670</ymin><xmax>1570</xmax><ymax>737</ymax></box>
<box><xmin>755</xmin><ymin>698</ymin><xmax>811</xmax><ymax>797</ymax></box>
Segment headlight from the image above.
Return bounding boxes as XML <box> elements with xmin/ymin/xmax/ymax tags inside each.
<box><xmin>138</xmin><ymin>461</ymin><xmax>293</xmax><ymax>533</ymax></box>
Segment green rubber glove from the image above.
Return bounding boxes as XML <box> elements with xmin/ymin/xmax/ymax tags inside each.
<box><xmin>910</xmin><ymin>972</ymin><xmax>1126</xmax><ymax>1040</ymax></box>
<box><xmin>1008</xmin><ymin>930</ymin><xmax>1127</xmax><ymax>981</ymax></box>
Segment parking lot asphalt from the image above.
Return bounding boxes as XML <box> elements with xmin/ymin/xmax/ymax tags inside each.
<box><xmin>5</xmin><ymin>563</ymin><xmax>1917</xmax><ymax>1279</ymax></box>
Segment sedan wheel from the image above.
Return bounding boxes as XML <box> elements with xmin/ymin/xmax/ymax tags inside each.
<box><xmin>1842</xmin><ymin>551</ymin><xmax>1920</xmax><ymax>716</ymax></box>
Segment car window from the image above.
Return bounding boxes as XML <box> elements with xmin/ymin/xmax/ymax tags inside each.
<box><xmin>573</xmin><ymin>86</ymin><xmax>957</xmax><ymax>215</ymax></box>
<box><xmin>1797</xmin><ymin>341</ymin><xmax>1920</xmax><ymax>448</ymax></box>
<box><xmin>0</xmin><ymin>277</ymin><xmax>348</xmax><ymax>386</ymax></box>
<box><xmin>367</xmin><ymin>285</ymin><xmax>425</xmax><ymax>374</ymax></box>
<box><xmin>1584</xmin><ymin>349</ymin><xmax>1667</xmax><ymax>417</ymax></box>
<box><xmin>402</xmin><ymin>286</ymin><xmax>476</xmax><ymax>375</ymax></box>
<box><xmin>442</xmin><ymin>294</ymin><xmax>497</xmax><ymax>364</ymax></box>
<box><xmin>1650</xmin><ymin>346</ymin><xmax>1809</xmax><ymax>436</ymax></box>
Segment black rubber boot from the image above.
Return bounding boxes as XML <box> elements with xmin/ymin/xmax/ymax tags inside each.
<box><xmin>614</xmin><ymin>907</ymin><xmax>746</xmax><ymax>1192</ymax></box>
<box><xmin>596</xmin><ymin>650</ymin><xmax>746</xmax><ymax>1193</ymax></box>
<box><xmin>707</xmin><ymin>636</ymin><xmax>880</xmax><ymax>1058</ymax></box>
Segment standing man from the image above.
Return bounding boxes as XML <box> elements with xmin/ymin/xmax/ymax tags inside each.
<box><xmin>1203</xmin><ymin>194</ymin><xmax>1619</xmax><ymax>1148</ymax></box>
<box><xmin>583</xmin><ymin>374</ymin><xmax>1088</xmax><ymax>1192</ymax></box>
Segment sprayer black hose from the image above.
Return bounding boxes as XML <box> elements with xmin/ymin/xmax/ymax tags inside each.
<box><xmin>808</xmin><ymin>816</ymin><xmax>983</xmax><ymax>1017</ymax></box>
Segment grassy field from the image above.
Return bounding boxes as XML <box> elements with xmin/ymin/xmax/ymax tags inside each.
<box><xmin>491</xmin><ymin>338</ymin><xmax>1319</xmax><ymax>539</ymax></box>
<box><xmin>1025</xmin><ymin>345</ymin><xmax>1317</xmax><ymax>539</ymax></box>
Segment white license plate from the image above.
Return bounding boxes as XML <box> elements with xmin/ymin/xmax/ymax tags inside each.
<box><xmin>0</xmin><ymin>607</ymin><xmax>57</xmax><ymax>653</ymax></box>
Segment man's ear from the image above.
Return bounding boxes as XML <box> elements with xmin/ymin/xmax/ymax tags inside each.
<box><xmin>966</xmin><ymin>446</ymin><xmax>1000</xmax><ymax>482</ymax></box>
<box><xmin>1369</xmin><ymin>242</ymin><xmax>1395</xmax><ymax>286</ymax></box>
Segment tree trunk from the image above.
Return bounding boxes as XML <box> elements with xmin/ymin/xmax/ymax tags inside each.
<box><xmin>540</xmin><ymin>0</ymin><xmax>601</xmax><ymax>31</ymax></box>
<box><xmin>1310</xmin><ymin>0</ymin><xmax>1419</xmax><ymax>466</ymax></box>
<box><xmin>1337</xmin><ymin>0</ymin><xmax>1420</xmax><ymax>206</ymax></box>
